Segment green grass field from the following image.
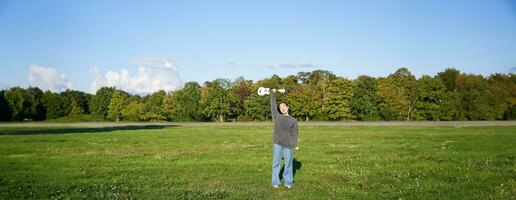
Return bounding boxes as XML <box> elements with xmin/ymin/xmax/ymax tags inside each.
<box><xmin>0</xmin><ymin>125</ymin><xmax>514</xmax><ymax>199</ymax></box>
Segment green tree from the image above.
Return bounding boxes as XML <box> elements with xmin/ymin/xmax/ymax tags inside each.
<box><xmin>436</xmin><ymin>68</ymin><xmax>462</xmax><ymax>120</ymax></box>
<box><xmin>42</xmin><ymin>91</ymin><xmax>68</xmax><ymax>119</ymax></box>
<box><xmin>229</xmin><ymin>77</ymin><xmax>253</xmax><ymax>120</ymax></box>
<box><xmin>0</xmin><ymin>68</ymin><xmax>513</xmax><ymax>123</ymax></box>
<box><xmin>244</xmin><ymin>94</ymin><xmax>269</xmax><ymax>120</ymax></box>
<box><xmin>61</xmin><ymin>89</ymin><xmax>90</xmax><ymax>116</ymax></box>
<box><xmin>285</xmin><ymin>85</ymin><xmax>321</xmax><ymax>121</ymax></box>
<box><xmin>455</xmin><ymin>74</ymin><xmax>494</xmax><ymax>120</ymax></box>
<box><xmin>297</xmin><ymin>70</ymin><xmax>337</xmax><ymax>86</ymax></box>
<box><xmin>200</xmin><ymin>79</ymin><xmax>232</xmax><ymax>122</ymax></box>
<box><xmin>487</xmin><ymin>73</ymin><xmax>513</xmax><ymax>119</ymax></box>
<box><xmin>27</xmin><ymin>87</ymin><xmax>46</xmax><ymax>120</ymax></box>
<box><xmin>396</xmin><ymin>68</ymin><xmax>418</xmax><ymax>120</ymax></box>
<box><xmin>3</xmin><ymin>87</ymin><xmax>34</xmax><ymax>121</ymax></box>
<box><xmin>122</xmin><ymin>97</ymin><xmax>143</xmax><ymax>121</ymax></box>
<box><xmin>90</xmin><ymin>87</ymin><xmax>115</xmax><ymax>119</ymax></box>
<box><xmin>351</xmin><ymin>75</ymin><xmax>380</xmax><ymax>120</ymax></box>
<box><xmin>282</xmin><ymin>75</ymin><xmax>299</xmax><ymax>92</ymax></box>
<box><xmin>108</xmin><ymin>90</ymin><xmax>127</xmax><ymax>122</ymax></box>
<box><xmin>0</xmin><ymin>90</ymin><xmax>12</xmax><ymax>121</ymax></box>
<box><xmin>414</xmin><ymin>76</ymin><xmax>446</xmax><ymax>120</ymax></box>
<box><xmin>439</xmin><ymin>91</ymin><xmax>461</xmax><ymax>121</ymax></box>
<box><xmin>376</xmin><ymin>68</ymin><xmax>418</xmax><ymax>120</ymax></box>
<box><xmin>68</xmin><ymin>99</ymin><xmax>84</xmax><ymax>118</ymax></box>
<box><xmin>437</xmin><ymin>68</ymin><xmax>460</xmax><ymax>92</ymax></box>
<box><xmin>255</xmin><ymin>75</ymin><xmax>282</xmax><ymax>90</ymax></box>
<box><xmin>301</xmin><ymin>70</ymin><xmax>337</xmax><ymax>119</ymax></box>
<box><xmin>324</xmin><ymin>78</ymin><xmax>354</xmax><ymax>120</ymax></box>
<box><xmin>506</xmin><ymin>74</ymin><xmax>516</xmax><ymax>120</ymax></box>
<box><xmin>141</xmin><ymin>90</ymin><xmax>166</xmax><ymax>121</ymax></box>
<box><xmin>169</xmin><ymin>82</ymin><xmax>201</xmax><ymax>121</ymax></box>
<box><xmin>377</xmin><ymin>77</ymin><xmax>404</xmax><ymax>120</ymax></box>
<box><xmin>163</xmin><ymin>92</ymin><xmax>176</xmax><ymax>121</ymax></box>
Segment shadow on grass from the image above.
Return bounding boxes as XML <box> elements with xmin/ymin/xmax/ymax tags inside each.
<box><xmin>279</xmin><ymin>158</ymin><xmax>302</xmax><ymax>181</ymax></box>
<box><xmin>0</xmin><ymin>125</ymin><xmax>178</xmax><ymax>135</ymax></box>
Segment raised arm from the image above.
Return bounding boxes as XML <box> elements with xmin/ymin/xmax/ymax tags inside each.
<box><xmin>270</xmin><ymin>90</ymin><xmax>278</xmax><ymax>121</ymax></box>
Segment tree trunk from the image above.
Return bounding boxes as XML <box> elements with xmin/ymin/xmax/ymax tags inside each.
<box><xmin>407</xmin><ymin>103</ymin><xmax>412</xmax><ymax>121</ymax></box>
<box><xmin>219</xmin><ymin>114</ymin><xmax>224</xmax><ymax>123</ymax></box>
<box><xmin>305</xmin><ymin>116</ymin><xmax>309</xmax><ymax>122</ymax></box>
<box><xmin>116</xmin><ymin>116</ymin><xmax>119</xmax><ymax>123</ymax></box>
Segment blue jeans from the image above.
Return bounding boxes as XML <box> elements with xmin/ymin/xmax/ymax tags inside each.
<box><xmin>271</xmin><ymin>143</ymin><xmax>294</xmax><ymax>186</ymax></box>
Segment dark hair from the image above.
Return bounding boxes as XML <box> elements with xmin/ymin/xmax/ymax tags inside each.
<box><xmin>277</xmin><ymin>102</ymin><xmax>289</xmax><ymax>114</ymax></box>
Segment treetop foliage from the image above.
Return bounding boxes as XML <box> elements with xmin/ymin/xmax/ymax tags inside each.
<box><xmin>1</xmin><ymin>68</ymin><xmax>514</xmax><ymax>122</ymax></box>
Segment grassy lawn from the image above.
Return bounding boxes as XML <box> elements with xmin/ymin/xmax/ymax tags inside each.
<box><xmin>0</xmin><ymin>125</ymin><xmax>514</xmax><ymax>199</ymax></box>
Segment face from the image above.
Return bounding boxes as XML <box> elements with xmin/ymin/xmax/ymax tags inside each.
<box><xmin>279</xmin><ymin>103</ymin><xmax>289</xmax><ymax>114</ymax></box>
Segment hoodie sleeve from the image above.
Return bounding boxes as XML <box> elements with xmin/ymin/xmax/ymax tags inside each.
<box><xmin>292</xmin><ymin>119</ymin><xmax>298</xmax><ymax>147</ymax></box>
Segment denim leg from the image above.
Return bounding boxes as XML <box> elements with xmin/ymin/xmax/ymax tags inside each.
<box><xmin>271</xmin><ymin>143</ymin><xmax>282</xmax><ymax>186</ymax></box>
<box><xmin>283</xmin><ymin>147</ymin><xmax>294</xmax><ymax>186</ymax></box>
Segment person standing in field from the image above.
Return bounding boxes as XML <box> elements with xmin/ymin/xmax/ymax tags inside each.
<box><xmin>270</xmin><ymin>89</ymin><xmax>299</xmax><ymax>189</ymax></box>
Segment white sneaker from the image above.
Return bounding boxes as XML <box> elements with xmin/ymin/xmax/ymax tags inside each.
<box><xmin>285</xmin><ymin>184</ymin><xmax>292</xmax><ymax>189</ymax></box>
<box><xmin>272</xmin><ymin>185</ymin><xmax>279</xmax><ymax>188</ymax></box>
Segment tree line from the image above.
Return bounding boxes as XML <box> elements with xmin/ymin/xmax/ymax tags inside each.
<box><xmin>0</xmin><ymin>68</ymin><xmax>514</xmax><ymax>122</ymax></box>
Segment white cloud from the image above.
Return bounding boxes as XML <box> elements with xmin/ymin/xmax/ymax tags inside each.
<box><xmin>89</xmin><ymin>67</ymin><xmax>106</xmax><ymax>93</ymax></box>
<box><xmin>225</xmin><ymin>62</ymin><xmax>237</xmax><ymax>67</ymax></box>
<box><xmin>90</xmin><ymin>58</ymin><xmax>182</xmax><ymax>95</ymax></box>
<box><xmin>163</xmin><ymin>60</ymin><xmax>174</xmax><ymax>69</ymax></box>
<box><xmin>28</xmin><ymin>65</ymin><xmax>73</xmax><ymax>92</ymax></box>
<box><xmin>259</xmin><ymin>62</ymin><xmax>318</xmax><ymax>69</ymax></box>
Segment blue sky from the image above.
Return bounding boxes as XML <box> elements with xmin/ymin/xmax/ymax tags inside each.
<box><xmin>1</xmin><ymin>0</ymin><xmax>515</xmax><ymax>93</ymax></box>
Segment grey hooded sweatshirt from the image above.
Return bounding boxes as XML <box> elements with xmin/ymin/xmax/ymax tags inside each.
<box><xmin>270</xmin><ymin>91</ymin><xmax>298</xmax><ymax>149</ymax></box>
